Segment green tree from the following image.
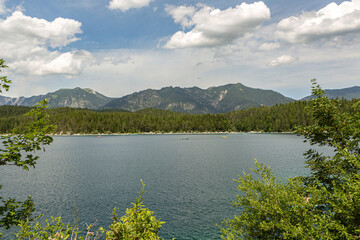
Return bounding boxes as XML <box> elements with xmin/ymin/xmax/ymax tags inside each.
<box><xmin>0</xmin><ymin>59</ymin><xmax>55</xmax><ymax>238</ymax></box>
<box><xmin>221</xmin><ymin>79</ymin><xmax>360</xmax><ymax>239</ymax></box>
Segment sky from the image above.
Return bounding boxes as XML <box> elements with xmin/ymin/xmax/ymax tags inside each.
<box><xmin>0</xmin><ymin>0</ymin><xmax>359</xmax><ymax>99</ymax></box>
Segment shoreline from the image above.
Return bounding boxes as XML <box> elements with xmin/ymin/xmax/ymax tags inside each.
<box><xmin>1</xmin><ymin>131</ymin><xmax>296</xmax><ymax>137</ymax></box>
<box><xmin>52</xmin><ymin>131</ymin><xmax>295</xmax><ymax>136</ymax></box>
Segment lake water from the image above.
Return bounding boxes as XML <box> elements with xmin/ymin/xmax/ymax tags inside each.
<box><xmin>0</xmin><ymin>134</ymin><xmax>331</xmax><ymax>239</ymax></box>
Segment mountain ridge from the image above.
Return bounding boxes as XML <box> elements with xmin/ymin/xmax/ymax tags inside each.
<box><xmin>102</xmin><ymin>83</ymin><xmax>294</xmax><ymax>113</ymax></box>
<box><xmin>1</xmin><ymin>83</ymin><xmax>359</xmax><ymax>114</ymax></box>
<box><xmin>0</xmin><ymin>87</ymin><xmax>113</xmax><ymax>110</ymax></box>
<box><xmin>302</xmin><ymin>86</ymin><xmax>360</xmax><ymax>100</ymax></box>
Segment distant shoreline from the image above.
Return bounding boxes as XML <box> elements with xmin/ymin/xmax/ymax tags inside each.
<box><xmin>1</xmin><ymin>131</ymin><xmax>296</xmax><ymax>137</ymax></box>
<box><xmin>52</xmin><ymin>131</ymin><xmax>295</xmax><ymax>136</ymax></box>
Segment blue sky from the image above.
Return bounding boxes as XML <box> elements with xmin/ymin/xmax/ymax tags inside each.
<box><xmin>0</xmin><ymin>0</ymin><xmax>359</xmax><ymax>99</ymax></box>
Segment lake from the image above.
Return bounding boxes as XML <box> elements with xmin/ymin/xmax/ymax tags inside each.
<box><xmin>0</xmin><ymin>134</ymin><xmax>331</xmax><ymax>239</ymax></box>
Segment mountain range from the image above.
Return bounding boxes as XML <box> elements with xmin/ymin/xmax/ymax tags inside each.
<box><xmin>0</xmin><ymin>83</ymin><xmax>359</xmax><ymax>114</ymax></box>
<box><xmin>0</xmin><ymin>87</ymin><xmax>113</xmax><ymax>110</ymax></box>
<box><xmin>101</xmin><ymin>83</ymin><xmax>293</xmax><ymax>113</ymax></box>
<box><xmin>301</xmin><ymin>86</ymin><xmax>360</xmax><ymax>101</ymax></box>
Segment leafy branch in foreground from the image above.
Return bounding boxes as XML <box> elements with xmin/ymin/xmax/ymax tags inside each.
<box><xmin>106</xmin><ymin>180</ymin><xmax>164</xmax><ymax>240</ymax></box>
<box><xmin>221</xmin><ymin>79</ymin><xmax>360</xmax><ymax>239</ymax></box>
<box><xmin>15</xmin><ymin>216</ymin><xmax>102</xmax><ymax>240</ymax></box>
<box><xmin>0</xmin><ymin>59</ymin><xmax>11</xmax><ymax>93</ymax></box>
<box><xmin>0</xmin><ymin>100</ymin><xmax>55</xmax><ymax>170</ymax></box>
<box><xmin>0</xmin><ymin>58</ymin><xmax>55</xmax><ymax>237</ymax></box>
<box><xmin>14</xmin><ymin>181</ymin><xmax>163</xmax><ymax>240</ymax></box>
<box><xmin>0</xmin><ymin>113</ymin><xmax>54</xmax><ymax>233</ymax></box>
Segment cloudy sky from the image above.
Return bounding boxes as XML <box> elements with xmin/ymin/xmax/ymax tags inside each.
<box><xmin>0</xmin><ymin>0</ymin><xmax>359</xmax><ymax>99</ymax></box>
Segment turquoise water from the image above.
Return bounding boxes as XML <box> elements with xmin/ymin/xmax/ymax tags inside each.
<box><xmin>0</xmin><ymin>134</ymin><xmax>330</xmax><ymax>239</ymax></box>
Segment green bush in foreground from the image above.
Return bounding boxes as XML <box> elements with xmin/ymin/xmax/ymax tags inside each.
<box><xmin>14</xmin><ymin>181</ymin><xmax>163</xmax><ymax>240</ymax></box>
<box><xmin>221</xmin><ymin>79</ymin><xmax>360</xmax><ymax>239</ymax></box>
<box><xmin>106</xmin><ymin>181</ymin><xmax>164</xmax><ymax>240</ymax></box>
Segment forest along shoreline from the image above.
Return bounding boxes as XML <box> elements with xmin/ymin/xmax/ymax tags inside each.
<box><xmin>0</xmin><ymin>99</ymin><xmax>357</xmax><ymax>134</ymax></box>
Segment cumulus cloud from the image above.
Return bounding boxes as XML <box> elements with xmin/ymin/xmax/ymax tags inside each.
<box><xmin>276</xmin><ymin>0</ymin><xmax>360</xmax><ymax>43</ymax></box>
<box><xmin>269</xmin><ymin>55</ymin><xmax>298</xmax><ymax>67</ymax></box>
<box><xmin>0</xmin><ymin>11</ymin><xmax>81</xmax><ymax>49</ymax></box>
<box><xmin>12</xmin><ymin>51</ymin><xmax>95</xmax><ymax>76</ymax></box>
<box><xmin>0</xmin><ymin>11</ymin><xmax>93</xmax><ymax>76</ymax></box>
<box><xmin>108</xmin><ymin>0</ymin><xmax>152</xmax><ymax>11</ymax></box>
<box><xmin>164</xmin><ymin>1</ymin><xmax>270</xmax><ymax>48</ymax></box>
<box><xmin>165</xmin><ymin>5</ymin><xmax>195</xmax><ymax>28</ymax></box>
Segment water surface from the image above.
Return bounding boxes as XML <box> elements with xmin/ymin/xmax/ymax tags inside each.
<box><xmin>0</xmin><ymin>134</ymin><xmax>330</xmax><ymax>239</ymax></box>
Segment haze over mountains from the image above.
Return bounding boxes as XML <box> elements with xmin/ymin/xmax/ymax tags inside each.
<box><xmin>0</xmin><ymin>83</ymin><xmax>359</xmax><ymax>114</ymax></box>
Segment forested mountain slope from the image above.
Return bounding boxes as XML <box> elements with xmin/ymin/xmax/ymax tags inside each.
<box><xmin>102</xmin><ymin>83</ymin><xmax>294</xmax><ymax>113</ymax></box>
<box><xmin>0</xmin><ymin>88</ymin><xmax>113</xmax><ymax>109</ymax></box>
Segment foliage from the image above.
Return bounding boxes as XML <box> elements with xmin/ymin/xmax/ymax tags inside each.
<box><xmin>0</xmin><ymin>195</ymin><xmax>35</xmax><ymax>233</ymax></box>
<box><xmin>15</xmin><ymin>215</ymin><xmax>102</xmax><ymax>240</ymax></box>
<box><xmin>221</xmin><ymin>161</ymin><xmax>324</xmax><ymax>239</ymax></box>
<box><xmin>106</xmin><ymin>180</ymin><xmax>164</xmax><ymax>240</ymax></box>
<box><xmin>299</xmin><ymin>80</ymin><xmax>360</xmax><ymax>191</ymax></box>
<box><xmin>0</xmin><ymin>59</ymin><xmax>55</xmax><ymax>238</ymax></box>
<box><xmin>0</xmin><ymin>59</ymin><xmax>11</xmax><ymax>93</ymax></box>
<box><xmin>0</xmin><ymin>100</ymin><xmax>55</xmax><ymax>170</ymax></box>
<box><xmin>221</xmin><ymin>79</ymin><xmax>360</xmax><ymax>239</ymax></box>
<box><xmin>11</xmin><ymin>181</ymin><xmax>163</xmax><ymax>240</ymax></box>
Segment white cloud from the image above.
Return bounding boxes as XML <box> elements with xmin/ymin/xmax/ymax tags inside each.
<box><xmin>258</xmin><ymin>42</ymin><xmax>281</xmax><ymax>51</ymax></box>
<box><xmin>0</xmin><ymin>11</ymin><xmax>93</xmax><ymax>76</ymax></box>
<box><xmin>0</xmin><ymin>11</ymin><xmax>81</xmax><ymax>49</ymax></box>
<box><xmin>164</xmin><ymin>1</ymin><xmax>270</xmax><ymax>48</ymax></box>
<box><xmin>11</xmin><ymin>50</ymin><xmax>95</xmax><ymax>76</ymax></box>
<box><xmin>0</xmin><ymin>0</ymin><xmax>7</xmax><ymax>14</ymax></box>
<box><xmin>276</xmin><ymin>0</ymin><xmax>360</xmax><ymax>43</ymax></box>
<box><xmin>108</xmin><ymin>0</ymin><xmax>152</xmax><ymax>12</ymax></box>
<box><xmin>269</xmin><ymin>55</ymin><xmax>298</xmax><ymax>66</ymax></box>
<box><xmin>165</xmin><ymin>5</ymin><xmax>195</xmax><ymax>28</ymax></box>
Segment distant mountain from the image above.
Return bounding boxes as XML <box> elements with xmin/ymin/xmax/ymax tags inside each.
<box><xmin>102</xmin><ymin>83</ymin><xmax>294</xmax><ymax>114</ymax></box>
<box><xmin>302</xmin><ymin>86</ymin><xmax>360</xmax><ymax>101</ymax></box>
<box><xmin>0</xmin><ymin>88</ymin><xmax>113</xmax><ymax>109</ymax></box>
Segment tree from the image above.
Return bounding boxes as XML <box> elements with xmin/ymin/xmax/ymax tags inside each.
<box><xmin>0</xmin><ymin>59</ymin><xmax>55</xmax><ymax>238</ymax></box>
<box><xmin>221</xmin><ymin>79</ymin><xmax>360</xmax><ymax>239</ymax></box>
